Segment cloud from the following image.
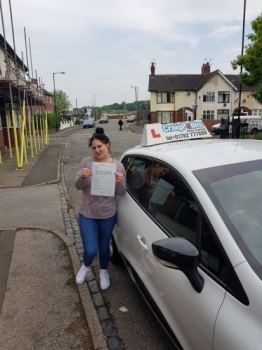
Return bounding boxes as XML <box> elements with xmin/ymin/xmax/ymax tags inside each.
<box><xmin>208</xmin><ymin>25</ymin><xmax>241</xmax><ymax>39</ymax></box>
<box><xmin>0</xmin><ymin>0</ymin><xmax>261</xmax><ymax>106</ymax></box>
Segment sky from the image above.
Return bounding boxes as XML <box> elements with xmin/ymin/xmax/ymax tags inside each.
<box><xmin>0</xmin><ymin>0</ymin><xmax>261</xmax><ymax>109</ymax></box>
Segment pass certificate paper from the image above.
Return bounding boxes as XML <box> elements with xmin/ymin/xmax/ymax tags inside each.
<box><xmin>90</xmin><ymin>162</ymin><xmax>116</xmax><ymax>197</ymax></box>
<box><xmin>150</xmin><ymin>178</ymin><xmax>174</xmax><ymax>205</ymax></box>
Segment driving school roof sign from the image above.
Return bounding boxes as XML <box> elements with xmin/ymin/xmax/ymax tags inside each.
<box><xmin>140</xmin><ymin>121</ymin><xmax>211</xmax><ymax>146</ymax></box>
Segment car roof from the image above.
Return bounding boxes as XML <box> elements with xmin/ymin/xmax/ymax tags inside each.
<box><xmin>123</xmin><ymin>139</ymin><xmax>262</xmax><ymax>171</ymax></box>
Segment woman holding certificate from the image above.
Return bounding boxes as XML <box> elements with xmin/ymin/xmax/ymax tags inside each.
<box><xmin>75</xmin><ymin>127</ymin><xmax>126</xmax><ymax>290</ymax></box>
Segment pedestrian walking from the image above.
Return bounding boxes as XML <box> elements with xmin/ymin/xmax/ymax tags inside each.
<box><xmin>118</xmin><ymin>118</ymin><xmax>123</xmax><ymax>131</ymax></box>
<box><xmin>75</xmin><ymin>127</ymin><xmax>126</xmax><ymax>289</ymax></box>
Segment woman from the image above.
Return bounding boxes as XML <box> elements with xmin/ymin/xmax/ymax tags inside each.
<box><xmin>75</xmin><ymin>127</ymin><xmax>126</xmax><ymax>289</ymax></box>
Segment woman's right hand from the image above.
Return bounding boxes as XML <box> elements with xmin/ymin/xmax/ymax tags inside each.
<box><xmin>82</xmin><ymin>168</ymin><xmax>92</xmax><ymax>178</ymax></box>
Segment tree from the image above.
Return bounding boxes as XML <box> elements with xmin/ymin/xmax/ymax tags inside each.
<box><xmin>231</xmin><ymin>13</ymin><xmax>262</xmax><ymax>103</ymax></box>
<box><xmin>53</xmin><ymin>90</ymin><xmax>71</xmax><ymax>116</ymax></box>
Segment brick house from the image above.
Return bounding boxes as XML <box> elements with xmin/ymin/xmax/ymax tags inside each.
<box><xmin>31</xmin><ymin>89</ymin><xmax>54</xmax><ymax>115</ymax></box>
<box><xmin>0</xmin><ymin>34</ymin><xmax>44</xmax><ymax>153</ymax></box>
<box><xmin>148</xmin><ymin>62</ymin><xmax>262</xmax><ymax>130</ymax></box>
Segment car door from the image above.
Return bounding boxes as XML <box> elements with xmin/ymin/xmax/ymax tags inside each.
<box><xmin>133</xmin><ymin>160</ymin><xmax>228</xmax><ymax>350</ymax></box>
<box><xmin>115</xmin><ymin>156</ymin><xmax>152</xmax><ymax>271</ymax></box>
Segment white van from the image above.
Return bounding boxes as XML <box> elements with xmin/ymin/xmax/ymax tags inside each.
<box><xmin>230</xmin><ymin>115</ymin><xmax>262</xmax><ymax>134</ymax></box>
<box><xmin>211</xmin><ymin>115</ymin><xmax>262</xmax><ymax>135</ymax></box>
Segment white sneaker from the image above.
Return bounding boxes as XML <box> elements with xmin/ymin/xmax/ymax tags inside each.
<box><xmin>76</xmin><ymin>264</ymin><xmax>90</xmax><ymax>284</ymax></box>
<box><xmin>100</xmin><ymin>269</ymin><xmax>110</xmax><ymax>290</ymax></box>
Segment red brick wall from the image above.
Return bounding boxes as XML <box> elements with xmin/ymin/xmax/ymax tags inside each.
<box><xmin>0</xmin><ymin>131</ymin><xmax>5</xmax><ymax>151</ymax></box>
<box><xmin>202</xmin><ymin>120</ymin><xmax>220</xmax><ymax>130</ymax></box>
<box><xmin>2</xmin><ymin>128</ymin><xmax>21</xmax><ymax>148</ymax></box>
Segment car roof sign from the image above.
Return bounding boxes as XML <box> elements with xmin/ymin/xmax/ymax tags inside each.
<box><xmin>140</xmin><ymin>121</ymin><xmax>211</xmax><ymax>146</ymax></box>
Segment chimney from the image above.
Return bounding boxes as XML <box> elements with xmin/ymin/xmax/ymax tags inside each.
<box><xmin>201</xmin><ymin>62</ymin><xmax>210</xmax><ymax>75</ymax></box>
<box><xmin>150</xmin><ymin>62</ymin><xmax>155</xmax><ymax>77</ymax></box>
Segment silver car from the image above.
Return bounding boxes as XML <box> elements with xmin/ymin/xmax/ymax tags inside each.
<box><xmin>83</xmin><ymin>118</ymin><xmax>95</xmax><ymax>128</ymax></box>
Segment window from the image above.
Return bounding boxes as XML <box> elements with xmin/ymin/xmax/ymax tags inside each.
<box><xmin>151</xmin><ymin>165</ymin><xmax>199</xmax><ymax>246</ymax></box>
<box><xmin>253</xmin><ymin>109</ymin><xmax>262</xmax><ymax>117</ymax></box>
<box><xmin>157</xmin><ymin>111</ymin><xmax>172</xmax><ymax>123</ymax></box>
<box><xmin>203</xmin><ymin>110</ymin><xmax>215</xmax><ymax>120</ymax></box>
<box><xmin>203</xmin><ymin>91</ymin><xmax>215</xmax><ymax>102</ymax></box>
<box><xmin>217</xmin><ymin>109</ymin><xmax>229</xmax><ymax>120</ymax></box>
<box><xmin>157</xmin><ymin>92</ymin><xmax>173</xmax><ymax>103</ymax></box>
<box><xmin>124</xmin><ymin>156</ymin><xmax>152</xmax><ymax>208</ymax></box>
<box><xmin>218</xmin><ymin>91</ymin><xmax>230</xmax><ymax>103</ymax></box>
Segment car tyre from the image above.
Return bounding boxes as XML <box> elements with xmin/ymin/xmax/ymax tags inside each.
<box><xmin>252</xmin><ymin>128</ymin><xmax>259</xmax><ymax>134</ymax></box>
<box><xmin>110</xmin><ymin>236</ymin><xmax>121</xmax><ymax>264</ymax></box>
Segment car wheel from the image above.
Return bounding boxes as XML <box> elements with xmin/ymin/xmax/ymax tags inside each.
<box><xmin>252</xmin><ymin>128</ymin><xmax>259</xmax><ymax>134</ymax></box>
<box><xmin>110</xmin><ymin>236</ymin><xmax>121</xmax><ymax>263</ymax></box>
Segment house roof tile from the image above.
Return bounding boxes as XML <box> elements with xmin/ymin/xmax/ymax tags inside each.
<box><xmin>148</xmin><ymin>72</ymin><xmax>254</xmax><ymax>92</ymax></box>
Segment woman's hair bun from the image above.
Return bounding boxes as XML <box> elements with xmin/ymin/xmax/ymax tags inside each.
<box><xmin>95</xmin><ymin>127</ymin><xmax>104</xmax><ymax>134</ymax></box>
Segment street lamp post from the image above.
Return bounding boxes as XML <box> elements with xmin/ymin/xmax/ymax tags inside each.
<box><xmin>131</xmin><ymin>86</ymin><xmax>139</xmax><ymax>124</ymax></box>
<box><xmin>53</xmin><ymin>72</ymin><xmax>65</xmax><ymax>130</ymax></box>
<box><xmin>236</xmin><ymin>0</ymin><xmax>247</xmax><ymax>138</ymax></box>
<box><xmin>94</xmin><ymin>94</ymin><xmax>100</xmax><ymax>119</ymax></box>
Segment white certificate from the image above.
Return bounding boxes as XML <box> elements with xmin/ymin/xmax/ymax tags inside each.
<box><xmin>90</xmin><ymin>162</ymin><xmax>116</xmax><ymax>197</ymax></box>
<box><xmin>150</xmin><ymin>178</ymin><xmax>174</xmax><ymax>205</ymax></box>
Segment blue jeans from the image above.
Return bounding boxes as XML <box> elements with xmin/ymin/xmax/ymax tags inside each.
<box><xmin>79</xmin><ymin>213</ymin><xmax>116</xmax><ymax>269</ymax></box>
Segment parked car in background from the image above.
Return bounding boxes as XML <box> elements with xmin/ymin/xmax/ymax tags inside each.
<box><xmin>83</xmin><ymin>118</ymin><xmax>95</xmax><ymax>128</ymax></box>
<box><xmin>127</xmin><ymin>115</ymin><xmax>136</xmax><ymax>122</ymax></box>
<box><xmin>111</xmin><ymin>121</ymin><xmax>262</xmax><ymax>350</ymax></box>
<box><xmin>99</xmin><ymin>116</ymin><xmax>109</xmax><ymax>123</ymax></box>
<box><xmin>210</xmin><ymin>123</ymin><xmax>221</xmax><ymax>135</ymax></box>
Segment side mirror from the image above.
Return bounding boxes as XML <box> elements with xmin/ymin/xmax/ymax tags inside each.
<box><xmin>152</xmin><ymin>237</ymin><xmax>204</xmax><ymax>293</ymax></box>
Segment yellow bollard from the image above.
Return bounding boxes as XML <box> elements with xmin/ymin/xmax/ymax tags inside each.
<box><xmin>18</xmin><ymin>101</ymin><xmax>28</xmax><ymax>168</ymax></box>
<box><xmin>40</xmin><ymin>118</ymin><xmax>44</xmax><ymax>149</ymax></box>
<box><xmin>6</xmin><ymin>115</ymin><xmax>13</xmax><ymax>158</ymax></box>
<box><xmin>32</xmin><ymin>115</ymin><xmax>37</xmax><ymax>155</ymax></box>
<box><xmin>28</xmin><ymin>113</ymin><xmax>34</xmax><ymax>157</ymax></box>
<box><xmin>35</xmin><ymin>115</ymin><xmax>41</xmax><ymax>151</ymax></box>
<box><xmin>0</xmin><ymin>149</ymin><xmax>3</xmax><ymax>164</ymax></box>
<box><xmin>45</xmin><ymin>112</ymin><xmax>49</xmax><ymax>145</ymax></box>
<box><xmin>11</xmin><ymin>110</ymin><xmax>21</xmax><ymax>169</ymax></box>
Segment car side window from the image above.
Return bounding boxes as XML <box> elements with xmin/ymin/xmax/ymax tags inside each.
<box><xmin>124</xmin><ymin>156</ymin><xmax>153</xmax><ymax>209</ymax></box>
<box><xmin>151</xmin><ymin>164</ymin><xmax>199</xmax><ymax>246</ymax></box>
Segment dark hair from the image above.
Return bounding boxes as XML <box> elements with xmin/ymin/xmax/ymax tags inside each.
<box><xmin>89</xmin><ymin>127</ymin><xmax>110</xmax><ymax>147</ymax></box>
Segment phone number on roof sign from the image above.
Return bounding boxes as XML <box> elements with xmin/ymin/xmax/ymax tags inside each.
<box><xmin>162</xmin><ymin>121</ymin><xmax>205</xmax><ymax>133</ymax></box>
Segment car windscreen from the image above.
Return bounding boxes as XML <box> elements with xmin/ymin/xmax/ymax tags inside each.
<box><xmin>194</xmin><ymin>159</ymin><xmax>262</xmax><ymax>280</ymax></box>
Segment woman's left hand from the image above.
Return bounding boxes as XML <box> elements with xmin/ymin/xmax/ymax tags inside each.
<box><xmin>115</xmin><ymin>172</ymin><xmax>124</xmax><ymax>184</ymax></box>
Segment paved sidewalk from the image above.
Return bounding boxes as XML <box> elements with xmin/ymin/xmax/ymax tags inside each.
<box><xmin>0</xmin><ymin>126</ymin><xmax>108</xmax><ymax>350</ymax></box>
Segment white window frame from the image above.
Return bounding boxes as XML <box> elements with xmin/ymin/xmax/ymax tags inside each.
<box><xmin>203</xmin><ymin>91</ymin><xmax>215</xmax><ymax>102</ymax></box>
<box><xmin>252</xmin><ymin>109</ymin><xmax>262</xmax><ymax>117</ymax></box>
<box><xmin>203</xmin><ymin>110</ymin><xmax>215</xmax><ymax>120</ymax></box>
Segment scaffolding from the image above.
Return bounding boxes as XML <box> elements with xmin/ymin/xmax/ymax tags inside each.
<box><xmin>0</xmin><ymin>0</ymin><xmax>49</xmax><ymax>168</ymax></box>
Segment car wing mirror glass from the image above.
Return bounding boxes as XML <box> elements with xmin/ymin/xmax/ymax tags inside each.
<box><xmin>152</xmin><ymin>237</ymin><xmax>204</xmax><ymax>293</ymax></box>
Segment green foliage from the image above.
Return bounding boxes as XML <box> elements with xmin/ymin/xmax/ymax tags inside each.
<box><xmin>33</xmin><ymin>113</ymin><xmax>60</xmax><ymax>129</ymax></box>
<box><xmin>83</xmin><ymin>100</ymin><xmax>150</xmax><ymax>116</ymax></box>
<box><xmin>255</xmin><ymin>132</ymin><xmax>262</xmax><ymax>140</ymax></box>
<box><xmin>52</xmin><ymin>90</ymin><xmax>71</xmax><ymax>115</ymax></box>
<box><xmin>231</xmin><ymin>13</ymin><xmax>262</xmax><ymax>103</ymax></box>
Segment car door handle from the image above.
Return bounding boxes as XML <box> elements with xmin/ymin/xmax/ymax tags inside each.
<box><xmin>137</xmin><ymin>235</ymin><xmax>148</xmax><ymax>251</ymax></box>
